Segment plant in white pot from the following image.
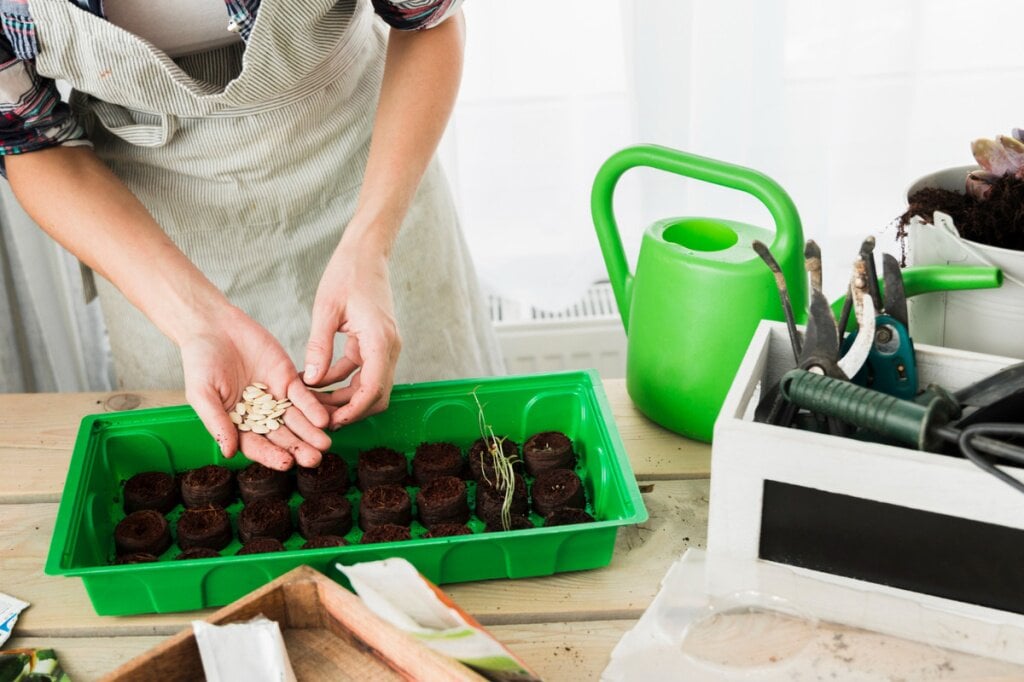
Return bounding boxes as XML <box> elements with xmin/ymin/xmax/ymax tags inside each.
<box><xmin>899</xmin><ymin>129</ymin><xmax>1024</xmax><ymax>359</ymax></box>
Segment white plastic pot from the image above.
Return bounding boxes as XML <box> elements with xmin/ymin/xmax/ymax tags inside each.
<box><xmin>906</xmin><ymin>165</ymin><xmax>1024</xmax><ymax>360</ymax></box>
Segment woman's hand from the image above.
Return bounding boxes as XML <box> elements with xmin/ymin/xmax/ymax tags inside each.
<box><xmin>302</xmin><ymin>230</ymin><xmax>402</xmax><ymax>429</ymax></box>
<box><xmin>181</xmin><ymin>305</ymin><xmax>332</xmax><ymax>471</ymax></box>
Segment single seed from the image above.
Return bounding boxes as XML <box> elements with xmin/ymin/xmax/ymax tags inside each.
<box><xmin>252</xmin><ymin>382</ymin><xmax>268</xmax><ymax>389</ymax></box>
<box><xmin>229</xmin><ymin>412</ymin><xmax>242</xmax><ymax>425</ymax></box>
<box><xmin>238</xmin><ymin>423</ymin><xmax>252</xmax><ymax>432</ymax></box>
<box><xmin>252</xmin><ymin>423</ymin><xmax>270</xmax><ymax>435</ymax></box>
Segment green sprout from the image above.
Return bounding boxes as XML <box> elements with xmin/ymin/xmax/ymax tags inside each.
<box><xmin>471</xmin><ymin>388</ymin><xmax>520</xmax><ymax>531</ymax></box>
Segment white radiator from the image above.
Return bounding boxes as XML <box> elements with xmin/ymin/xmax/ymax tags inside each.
<box><xmin>489</xmin><ymin>282</ymin><xmax>627</xmax><ymax>379</ymax></box>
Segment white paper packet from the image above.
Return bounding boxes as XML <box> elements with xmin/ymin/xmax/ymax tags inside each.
<box><xmin>192</xmin><ymin>615</ymin><xmax>297</xmax><ymax>682</ymax></box>
<box><xmin>0</xmin><ymin>592</ymin><xmax>29</xmax><ymax>647</ymax></box>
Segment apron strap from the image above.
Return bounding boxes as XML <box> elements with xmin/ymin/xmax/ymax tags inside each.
<box><xmin>92</xmin><ymin>101</ymin><xmax>179</xmax><ymax>148</ymax></box>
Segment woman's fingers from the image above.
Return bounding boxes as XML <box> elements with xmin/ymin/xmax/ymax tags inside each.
<box><xmin>238</xmin><ymin>431</ymin><xmax>293</xmax><ymax>471</ymax></box>
<box><xmin>268</xmin><ymin>422</ymin><xmax>323</xmax><ymax>468</ymax></box>
<box><xmin>187</xmin><ymin>384</ymin><xmax>239</xmax><ymax>458</ymax></box>
<box><xmin>280</xmin><ymin>401</ymin><xmax>332</xmax><ymax>454</ymax></box>
<box><xmin>284</xmin><ymin>376</ymin><xmax>331</xmax><ymax>430</ymax></box>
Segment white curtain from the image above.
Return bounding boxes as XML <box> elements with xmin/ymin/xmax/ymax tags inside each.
<box><xmin>449</xmin><ymin>0</ymin><xmax>1024</xmax><ymax>304</ymax></box>
<box><xmin>5</xmin><ymin>0</ymin><xmax>1024</xmax><ymax>391</ymax></box>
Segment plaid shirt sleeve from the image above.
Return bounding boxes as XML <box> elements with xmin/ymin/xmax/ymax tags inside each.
<box><xmin>0</xmin><ymin>35</ymin><xmax>87</xmax><ymax>165</ymax></box>
<box><xmin>371</xmin><ymin>0</ymin><xmax>464</xmax><ymax>31</ymax></box>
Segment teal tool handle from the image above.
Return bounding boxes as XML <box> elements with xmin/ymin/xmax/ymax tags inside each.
<box><xmin>831</xmin><ymin>265</ymin><xmax>1003</xmax><ymax>331</ymax></box>
<box><xmin>779</xmin><ymin>369</ymin><xmax>958</xmax><ymax>451</ymax></box>
<box><xmin>591</xmin><ymin>144</ymin><xmax>804</xmax><ymax>331</ymax></box>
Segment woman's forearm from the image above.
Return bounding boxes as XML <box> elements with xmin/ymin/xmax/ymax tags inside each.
<box><xmin>343</xmin><ymin>10</ymin><xmax>466</xmax><ymax>253</ymax></box>
<box><xmin>6</xmin><ymin>145</ymin><xmax>234</xmax><ymax>345</ymax></box>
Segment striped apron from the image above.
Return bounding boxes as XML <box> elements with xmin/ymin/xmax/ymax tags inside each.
<box><xmin>28</xmin><ymin>0</ymin><xmax>504</xmax><ymax>389</ymax></box>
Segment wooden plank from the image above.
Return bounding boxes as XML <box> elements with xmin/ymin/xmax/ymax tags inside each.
<box><xmin>0</xmin><ymin>380</ymin><xmax>710</xmax><ymax>502</ymax></box>
<box><xmin>0</xmin><ymin>391</ymin><xmax>183</xmax><ymax>452</ymax></box>
<box><xmin>1</xmin><ymin>480</ymin><xmax>708</xmax><ymax>637</ymax></box>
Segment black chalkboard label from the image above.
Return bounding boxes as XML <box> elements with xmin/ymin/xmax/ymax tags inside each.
<box><xmin>758</xmin><ymin>480</ymin><xmax>1024</xmax><ymax>614</ymax></box>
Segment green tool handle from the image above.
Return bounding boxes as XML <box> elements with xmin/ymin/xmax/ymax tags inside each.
<box><xmin>830</xmin><ymin>265</ymin><xmax>1002</xmax><ymax>332</ymax></box>
<box><xmin>591</xmin><ymin>144</ymin><xmax>803</xmax><ymax>330</ymax></box>
<box><xmin>779</xmin><ymin>369</ymin><xmax>957</xmax><ymax>451</ymax></box>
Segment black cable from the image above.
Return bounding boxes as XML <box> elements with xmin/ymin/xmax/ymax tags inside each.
<box><xmin>958</xmin><ymin>423</ymin><xmax>1024</xmax><ymax>496</ymax></box>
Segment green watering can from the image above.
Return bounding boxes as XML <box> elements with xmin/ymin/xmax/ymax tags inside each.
<box><xmin>592</xmin><ymin>144</ymin><xmax>1003</xmax><ymax>443</ymax></box>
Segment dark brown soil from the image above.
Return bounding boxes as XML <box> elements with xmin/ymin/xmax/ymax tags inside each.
<box><xmin>301</xmin><ymin>535</ymin><xmax>348</xmax><ymax>549</ymax></box>
<box><xmin>238</xmin><ymin>498</ymin><xmax>293</xmax><ymax>543</ymax></box>
<box><xmin>899</xmin><ymin>175</ymin><xmax>1024</xmax><ymax>256</ymax></box>
<box><xmin>416</xmin><ymin>476</ymin><xmax>469</xmax><ymax>528</ymax></box>
<box><xmin>114</xmin><ymin>510</ymin><xmax>172</xmax><ymax>556</ymax></box>
<box><xmin>475</xmin><ymin>473</ymin><xmax>529</xmax><ymax>525</ymax></box>
<box><xmin>298</xmin><ymin>492</ymin><xmax>353</xmax><ymax>539</ymax></box>
<box><xmin>523</xmin><ymin>431</ymin><xmax>575</xmax><ymax>477</ymax></box>
<box><xmin>358</xmin><ymin>484</ymin><xmax>412</xmax><ymax>531</ymax></box>
<box><xmin>123</xmin><ymin>472</ymin><xmax>179</xmax><ymax>514</ymax></box>
<box><xmin>357</xmin><ymin>447</ymin><xmax>408</xmax><ymax>490</ymax></box>
<box><xmin>360</xmin><ymin>524</ymin><xmax>411</xmax><ymax>544</ymax></box>
<box><xmin>237</xmin><ymin>462</ymin><xmax>293</xmax><ymax>504</ymax></box>
<box><xmin>531</xmin><ymin>468</ymin><xmax>586</xmax><ymax>516</ymax></box>
<box><xmin>180</xmin><ymin>465</ymin><xmax>234</xmax><ymax>509</ymax></box>
<box><xmin>484</xmin><ymin>515</ymin><xmax>535</xmax><ymax>533</ymax></box>
<box><xmin>237</xmin><ymin>537</ymin><xmax>285</xmax><ymax>555</ymax></box>
<box><xmin>543</xmin><ymin>508</ymin><xmax>595</xmax><ymax>526</ymax></box>
<box><xmin>176</xmin><ymin>506</ymin><xmax>233</xmax><ymax>551</ymax></box>
<box><xmin>423</xmin><ymin>523</ymin><xmax>473</xmax><ymax>538</ymax></box>
<box><xmin>296</xmin><ymin>452</ymin><xmax>350</xmax><ymax>499</ymax></box>
<box><xmin>412</xmin><ymin>442</ymin><xmax>464</xmax><ymax>485</ymax></box>
<box><xmin>175</xmin><ymin>547</ymin><xmax>221</xmax><ymax>560</ymax></box>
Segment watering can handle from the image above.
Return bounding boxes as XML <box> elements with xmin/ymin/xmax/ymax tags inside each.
<box><xmin>592</xmin><ymin>144</ymin><xmax>803</xmax><ymax>330</ymax></box>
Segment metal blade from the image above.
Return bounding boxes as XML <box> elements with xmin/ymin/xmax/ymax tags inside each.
<box><xmin>882</xmin><ymin>253</ymin><xmax>909</xmax><ymax>329</ymax></box>
<box><xmin>799</xmin><ymin>290</ymin><xmax>839</xmax><ymax>366</ymax></box>
<box><xmin>859</xmin><ymin>237</ymin><xmax>883</xmax><ymax>313</ymax></box>
<box><xmin>804</xmin><ymin>240</ymin><xmax>823</xmax><ymax>293</ymax></box>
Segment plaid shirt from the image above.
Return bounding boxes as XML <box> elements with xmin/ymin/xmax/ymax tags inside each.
<box><xmin>0</xmin><ymin>0</ymin><xmax>461</xmax><ymax>162</ymax></box>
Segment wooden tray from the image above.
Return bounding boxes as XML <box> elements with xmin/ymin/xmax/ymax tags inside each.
<box><xmin>101</xmin><ymin>565</ymin><xmax>485</xmax><ymax>681</ymax></box>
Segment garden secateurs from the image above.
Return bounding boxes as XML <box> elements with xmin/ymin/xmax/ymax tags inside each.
<box><xmin>839</xmin><ymin>237</ymin><xmax>918</xmax><ymax>400</ymax></box>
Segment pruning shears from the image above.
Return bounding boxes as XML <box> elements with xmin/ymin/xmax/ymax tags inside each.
<box><xmin>840</xmin><ymin>238</ymin><xmax>917</xmax><ymax>400</ymax></box>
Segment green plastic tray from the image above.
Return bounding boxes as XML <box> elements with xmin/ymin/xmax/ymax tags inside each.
<box><xmin>45</xmin><ymin>370</ymin><xmax>647</xmax><ymax>616</ymax></box>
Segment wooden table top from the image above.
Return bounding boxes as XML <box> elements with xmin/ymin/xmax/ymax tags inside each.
<box><xmin>2</xmin><ymin>380</ymin><xmax>1022</xmax><ymax>680</ymax></box>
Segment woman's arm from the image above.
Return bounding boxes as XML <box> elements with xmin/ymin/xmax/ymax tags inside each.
<box><xmin>304</xmin><ymin>10</ymin><xmax>467</xmax><ymax>427</ymax></box>
<box><xmin>6</xmin><ymin>146</ymin><xmax>331</xmax><ymax>468</ymax></box>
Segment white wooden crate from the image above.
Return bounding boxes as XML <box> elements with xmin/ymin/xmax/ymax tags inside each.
<box><xmin>707</xmin><ymin>320</ymin><xmax>1024</xmax><ymax>664</ymax></box>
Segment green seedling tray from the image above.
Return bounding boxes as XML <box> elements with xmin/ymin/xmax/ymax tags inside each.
<box><xmin>45</xmin><ymin>370</ymin><xmax>647</xmax><ymax>616</ymax></box>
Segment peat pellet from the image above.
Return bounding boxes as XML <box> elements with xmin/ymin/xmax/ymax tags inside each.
<box><xmin>301</xmin><ymin>535</ymin><xmax>349</xmax><ymax>549</ymax></box>
<box><xmin>180</xmin><ymin>465</ymin><xmax>234</xmax><ymax>509</ymax></box>
<box><xmin>236</xmin><ymin>538</ymin><xmax>285</xmax><ymax>555</ymax></box>
<box><xmin>357</xmin><ymin>447</ymin><xmax>408</xmax><ymax>490</ymax></box>
<box><xmin>468</xmin><ymin>436</ymin><xmax>521</xmax><ymax>482</ymax></box>
<box><xmin>296</xmin><ymin>452</ymin><xmax>350</xmax><ymax>499</ymax></box>
<box><xmin>176</xmin><ymin>506</ymin><xmax>232</xmax><ymax>551</ymax></box>
<box><xmin>416</xmin><ymin>476</ymin><xmax>469</xmax><ymax>528</ymax></box>
<box><xmin>360</xmin><ymin>524</ymin><xmax>411</xmax><ymax>544</ymax></box>
<box><xmin>237</xmin><ymin>462</ymin><xmax>292</xmax><ymax>504</ymax></box>
<box><xmin>531</xmin><ymin>468</ymin><xmax>586</xmax><ymax>516</ymax></box>
<box><xmin>475</xmin><ymin>473</ymin><xmax>528</xmax><ymax>526</ymax></box>
<box><xmin>543</xmin><ymin>508</ymin><xmax>595</xmax><ymax>527</ymax></box>
<box><xmin>114</xmin><ymin>510</ymin><xmax>172</xmax><ymax>557</ymax></box>
<box><xmin>298</xmin><ymin>492</ymin><xmax>353</xmax><ymax>539</ymax></box>
<box><xmin>238</xmin><ymin>498</ymin><xmax>293</xmax><ymax>544</ymax></box>
<box><xmin>484</xmin><ymin>515</ymin><xmax>535</xmax><ymax>533</ymax></box>
<box><xmin>112</xmin><ymin>552</ymin><xmax>159</xmax><ymax>565</ymax></box>
<box><xmin>123</xmin><ymin>471</ymin><xmax>179</xmax><ymax>514</ymax></box>
<box><xmin>522</xmin><ymin>431</ymin><xmax>576</xmax><ymax>477</ymax></box>
<box><xmin>359</xmin><ymin>484</ymin><xmax>412</xmax><ymax>531</ymax></box>
<box><xmin>412</xmin><ymin>442</ymin><xmax>464</xmax><ymax>485</ymax></box>
<box><xmin>175</xmin><ymin>547</ymin><xmax>221</xmax><ymax>560</ymax></box>
<box><xmin>423</xmin><ymin>523</ymin><xmax>473</xmax><ymax>538</ymax></box>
